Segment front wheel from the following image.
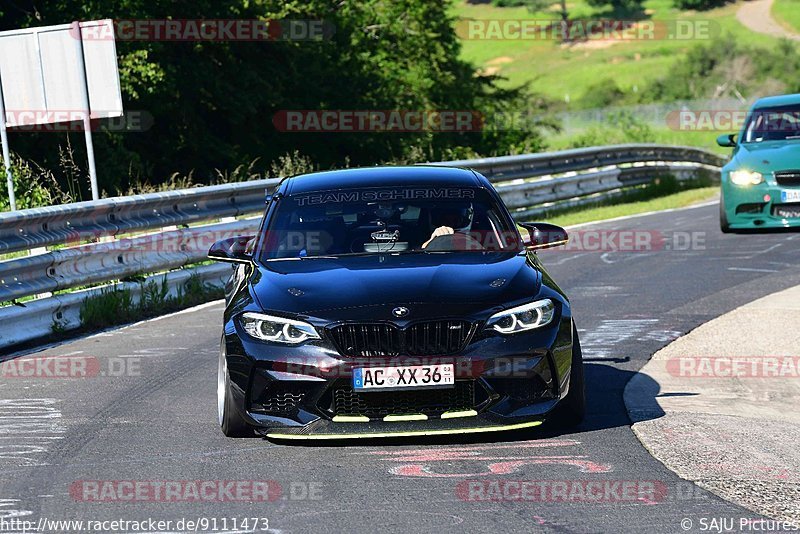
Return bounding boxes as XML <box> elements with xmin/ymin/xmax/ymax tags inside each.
<box><xmin>556</xmin><ymin>323</ymin><xmax>586</xmax><ymax>427</ymax></box>
<box><xmin>218</xmin><ymin>349</ymin><xmax>255</xmax><ymax>438</ymax></box>
<box><xmin>720</xmin><ymin>198</ymin><xmax>732</xmax><ymax>234</ymax></box>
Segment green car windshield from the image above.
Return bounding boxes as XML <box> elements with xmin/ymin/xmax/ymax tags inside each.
<box><xmin>741</xmin><ymin>104</ymin><xmax>800</xmax><ymax>143</ymax></box>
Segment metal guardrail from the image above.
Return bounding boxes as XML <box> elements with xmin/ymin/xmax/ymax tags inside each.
<box><xmin>434</xmin><ymin>144</ymin><xmax>725</xmax><ymax>181</ymax></box>
<box><xmin>0</xmin><ymin>179</ymin><xmax>278</xmax><ymax>254</ymax></box>
<box><xmin>0</xmin><ymin>144</ymin><xmax>725</xmax><ymax>351</ymax></box>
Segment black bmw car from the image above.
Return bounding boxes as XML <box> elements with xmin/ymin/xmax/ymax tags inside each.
<box><xmin>209</xmin><ymin>166</ymin><xmax>584</xmax><ymax>439</ymax></box>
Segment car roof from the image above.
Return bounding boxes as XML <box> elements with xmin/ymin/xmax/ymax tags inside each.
<box><xmin>279</xmin><ymin>165</ymin><xmax>486</xmax><ymax>195</ymax></box>
<box><xmin>752</xmin><ymin>93</ymin><xmax>800</xmax><ymax>109</ymax></box>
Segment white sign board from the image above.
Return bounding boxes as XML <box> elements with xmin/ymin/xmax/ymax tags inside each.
<box><xmin>0</xmin><ymin>19</ymin><xmax>122</xmax><ymax>126</ymax></box>
<box><xmin>0</xmin><ymin>20</ymin><xmax>122</xmax><ymax>208</ymax></box>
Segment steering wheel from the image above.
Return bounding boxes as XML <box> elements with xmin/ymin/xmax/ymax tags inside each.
<box><xmin>425</xmin><ymin>232</ymin><xmax>484</xmax><ymax>251</ymax></box>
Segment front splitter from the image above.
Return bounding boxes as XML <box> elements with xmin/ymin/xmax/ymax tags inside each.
<box><xmin>262</xmin><ymin>418</ymin><xmax>543</xmax><ymax>440</ymax></box>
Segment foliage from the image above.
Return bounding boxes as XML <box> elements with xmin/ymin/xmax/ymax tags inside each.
<box><xmin>0</xmin><ymin>0</ymin><xmax>552</xmax><ymax>198</ymax></box>
<box><xmin>0</xmin><ymin>152</ymin><xmax>73</xmax><ymax>211</ymax></box>
<box><xmin>569</xmin><ymin>111</ymin><xmax>654</xmax><ymax>148</ymax></box>
<box><xmin>490</xmin><ymin>0</ymin><xmax>569</xmax><ymax>20</ymax></box>
<box><xmin>79</xmin><ymin>273</ymin><xmax>224</xmax><ymax>330</ymax></box>
<box><xmin>268</xmin><ymin>151</ymin><xmax>316</xmax><ymax>178</ymax></box>
<box><xmin>585</xmin><ymin>0</ymin><xmax>645</xmax><ymax>14</ymax></box>
<box><xmin>640</xmin><ymin>36</ymin><xmax>800</xmax><ymax>103</ymax></box>
<box><xmin>579</xmin><ymin>79</ymin><xmax>628</xmax><ymax>109</ymax></box>
<box><xmin>672</xmin><ymin>0</ymin><xmax>730</xmax><ymax>10</ymax></box>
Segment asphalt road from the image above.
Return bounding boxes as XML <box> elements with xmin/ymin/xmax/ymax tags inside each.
<box><xmin>2</xmin><ymin>201</ymin><xmax>800</xmax><ymax>534</ymax></box>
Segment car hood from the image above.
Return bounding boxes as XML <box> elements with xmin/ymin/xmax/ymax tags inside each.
<box><xmin>249</xmin><ymin>252</ymin><xmax>541</xmax><ymax>321</ymax></box>
<box><xmin>730</xmin><ymin>141</ymin><xmax>800</xmax><ymax>173</ymax></box>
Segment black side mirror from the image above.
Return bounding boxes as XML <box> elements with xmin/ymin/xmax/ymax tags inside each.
<box><xmin>208</xmin><ymin>236</ymin><xmax>255</xmax><ymax>264</ymax></box>
<box><xmin>518</xmin><ymin>223</ymin><xmax>569</xmax><ymax>251</ymax></box>
<box><xmin>716</xmin><ymin>133</ymin><xmax>737</xmax><ymax>147</ymax></box>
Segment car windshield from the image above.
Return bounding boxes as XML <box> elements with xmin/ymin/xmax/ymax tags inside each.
<box><xmin>741</xmin><ymin>104</ymin><xmax>800</xmax><ymax>143</ymax></box>
<box><xmin>259</xmin><ymin>186</ymin><xmax>519</xmax><ymax>260</ymax></box>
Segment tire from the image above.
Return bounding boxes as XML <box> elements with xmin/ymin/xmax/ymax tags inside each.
<box><xmin>218</xmin><ymin>348</ymin><xmax>255</xmax><ymax>438</ymax></box>
<box><xmin>720</xmin><ymin>197</ymin><xmax>732</xmax><ymax>234</ymax></box>
<box><xmin>557</xmin><ymin>323</ymin><xmax>586</xmax><ymax>427</ymax></box>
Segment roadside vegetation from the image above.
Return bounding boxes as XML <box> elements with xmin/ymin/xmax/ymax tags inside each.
<box><xmin>772</xmin><ymin>0</ymin><xmax>800</xmax><ymax>34</ymax></box>
<box><xmin>546</xmin><ymin>181</ymin><xmax>718</xmax><ymax>226</ymax></box>
<box><xmin>77</xmin><ymin>273</ymin><xmax>224</xmax><ymax>332</ymax></box>
<box><xmin>456</xmin><ymin>0</ymin><xmax>800</xmax><ymax>153</ymax></box>
<box><xmin>2</xmin><ymin>0</ymin><xmax>776</xmax><ymax>209</ymax></box>
<box><xmin>0</xmin><ymin>0</ymin><xmax>553</xmax><ymax>205</ymax></box>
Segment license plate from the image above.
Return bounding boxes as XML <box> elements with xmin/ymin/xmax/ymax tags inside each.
<box><xmin>353</xmin><ymin>364</ymin><xmax>455</xmax><ymax>391</ymax></box>
<box><xmin>781</xmin><ymin>190</ymin><xmax>800</xmax><ymax>203</ymax></box>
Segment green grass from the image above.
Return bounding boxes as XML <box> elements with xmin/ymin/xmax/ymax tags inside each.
<box><xmin>455</xmin><ymin>0</ymin><xmax>782</xmax><ymax>102</ymax></box>
<box><xmin>77</xmin><ymin>273</ymin><xmax>224</xmax><ymax>331</ymax></box>
<box><xmin>548</xmin><ymin>126</ymin><xmax>735</xmax><ymax>154</ymax></box>
<box><xmin>772</xmin><ymin>0</ymin><xmax>800</xmax><ymax>34</ymax></box>
<box><xmin>545</xmin><ymin>185</ymin><xmax>718</xmax><ymax>226</ymax></box>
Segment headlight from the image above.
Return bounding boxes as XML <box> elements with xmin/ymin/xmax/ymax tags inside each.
<box><xmin>239</xmin><ymin>312</ymin><xmax>320</xmax><ymax>344</ymax></box>
<box><xmin>486</xmin><ymin>299</ymin><xmax>555</xmax><ymax>334</ymax></box>
<box><xmin>729</xmin><ymin>170</ymin><xmax>763</xmax><ymax>186</ymax></box>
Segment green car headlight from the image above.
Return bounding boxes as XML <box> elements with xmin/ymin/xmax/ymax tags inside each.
<box><xmin>729</xmin><ymin>170</ymin><xmax>764</xmax><ymax>186</ymax></box>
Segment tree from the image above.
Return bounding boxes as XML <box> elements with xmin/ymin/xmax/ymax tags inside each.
<box><xmin>0</xmin><ymin>0</ymin><xmax>552</xmax><ymax>197</ymax></box>
<box><xmin>492</xmin><ymin>0</ymin><xmax>568</xmax><ymax>21</ymax></box>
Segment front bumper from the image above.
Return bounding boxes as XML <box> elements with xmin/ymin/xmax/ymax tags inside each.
<box><xmin>223</xmin><ymin>314</ymin><xmax>573</xmax><ymax>438</ymax></box>
<box><xmin>722</xmin><ymin>182</ymin><xmax>800</xmax><ymax>229</ymax></box>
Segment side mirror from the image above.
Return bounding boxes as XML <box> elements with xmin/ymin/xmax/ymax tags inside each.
<box><xmin>716</xmin><ymin>133</ymin><xmax>737</xmax><ymax>147</ymax></box>
<box><xmin>208</xmin><ymin>236</ymin><xmax>255</xmax><ymax>264</ymax></box>
<box><xmin>518</xmin><ymin>223</ymin><xmax>569</xmax><ymax>251</ymax></box>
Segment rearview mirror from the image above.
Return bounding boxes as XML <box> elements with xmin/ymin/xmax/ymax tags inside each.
<box><xmin>518</xmin><ymin>223</ymin><xmax>569</xmax><ymax>251</ymax></box>
<box><xmin>716</xmin><ymin>133</ymin><xmax>737</xmax><ymax>147</ymax></box>
<box><xmin>208</xmin><ymin>236</ymin><xmax>255</xmax><ymax>264</ymax></box>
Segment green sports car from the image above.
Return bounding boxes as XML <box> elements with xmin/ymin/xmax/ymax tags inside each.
<box><xmin>718</xmin><ymin>94</ymin><xmax>800</xmax><ymax>232</ymax></box>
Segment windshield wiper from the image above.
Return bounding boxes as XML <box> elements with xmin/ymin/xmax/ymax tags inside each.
<box><xmin>265</xmin><ymin>255</ymin><xmax>339</xmax><ymax>261</ymax></box>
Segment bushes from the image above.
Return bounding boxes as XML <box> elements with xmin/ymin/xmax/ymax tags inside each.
<box><xmin>639</xmin><ymin>36</ymin><xmax>800</xmax><ymax>103</ymax></box>
<box><xmin>579</xmin><ymin>79</ymin><xmax>629</xmax><ymax>109</ymax></box>
<box><xmin>569</xmin><ymin>111</ymin><xmax>654</xmax><ymax>148</ymax></box>
<box><xmin>0</xmin><ymin>152</ymin><xmax>73</xmax><ymax>211</ymax></box>
<box><xmin>672</xmin><ymin>0</ymin><xmax>730</xmax><ymax>9</ymax></box>
<box><xmin>79</xmin><ymin>274</ymin><xmax>224</xmax><ymax>331</ymax></box>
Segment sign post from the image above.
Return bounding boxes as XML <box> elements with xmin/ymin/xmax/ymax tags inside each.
<box><xmin>72</xmin><ymin>21</ymin><xmax>100</xmax><ymax>201</ymax></box>
<box><xmin>0</xmin><ymin>80</ymin><xmax>15</xmax><ymax>211</ymax></box>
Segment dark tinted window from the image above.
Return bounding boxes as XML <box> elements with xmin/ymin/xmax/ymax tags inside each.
<box><xmin>259</xmin><ymin>187</ymin><xmax>518</xmax><ymax>260</ymax></box>
<box><xmin>742</xmin><ymin>104</ymin><xmax>800</xmax><ymax>143</ymax></box>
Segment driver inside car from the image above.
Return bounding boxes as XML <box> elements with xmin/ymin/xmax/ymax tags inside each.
<box><xmin>422</xmin><ymin>203</ymin><xmax>474</xmax><ymax>249</ymax></box>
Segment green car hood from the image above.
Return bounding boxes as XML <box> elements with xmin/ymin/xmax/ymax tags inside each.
<box><xmin>730</xmin><ymin>141</ymin><xmax>800</xmax><ymax>174</ymax></box>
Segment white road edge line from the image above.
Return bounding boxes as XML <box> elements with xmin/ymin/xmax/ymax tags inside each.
<box><xmin>85</xmin><ymin>299</ymin><xmax>226</xmax><ymax>338</ymax></box>
<box><xmin>565</xmin><ymin>199</ymin><xmax>719</xmax><ymax>230</ymax></box>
